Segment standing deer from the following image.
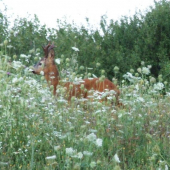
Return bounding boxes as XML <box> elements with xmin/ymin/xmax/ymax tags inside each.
<box><xmin>32</xmin><ymin>43</ymin><xmax>121</xmax><ymax>105</ymax></box>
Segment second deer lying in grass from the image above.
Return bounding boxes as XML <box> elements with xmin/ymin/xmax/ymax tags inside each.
<box><xmin>32</xmin><ymin>43</ymin><xmax>121</xmax><ymax>105</ymax></box>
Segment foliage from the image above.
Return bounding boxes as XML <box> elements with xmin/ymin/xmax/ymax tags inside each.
<box><xmin>142</xmin><ymin>0</ymin><xmax>170</xmax><ymax>80</ymax></box>
<box><xmin>9</xmin><ymin>15</ymin><xmax>56</xmax><ymax>56</ymax></box>
<box><xmin>1</xmin><ymin>0</ymin><xmax>170</xmax><ymax>81</ymax></box>
<box><xmin>1</xmin><ymin>2</ymin><xmax>170</xmax><ymax>168</ymax></box>
<box><xmin>0</xmin><ymin>44</ymin><xmax>170</xmax><ymax>169</ymax></box>
<box><xmin>0</xmin><ymin>5</ymin><xmax>8</xmax><ymax>42</ymax></box>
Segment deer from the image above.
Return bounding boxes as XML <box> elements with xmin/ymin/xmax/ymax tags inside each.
<box><xmin>32</xmin><ymin>43</ymin><xmax>121</xmax><ymax>106</ymax></box>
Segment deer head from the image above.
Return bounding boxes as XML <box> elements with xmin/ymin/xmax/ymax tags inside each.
<box><xmin>32</xmin><ymin>43</ymin><xmax>59</xmax><ymax>95</ymax></box>
<box><xmin>32</xmin><ymin>43</ymin><xmax>56</xmax><ymax>75</ymax></box>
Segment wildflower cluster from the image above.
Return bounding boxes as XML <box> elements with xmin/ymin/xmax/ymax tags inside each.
<box><xmin>0</xmin><ymin>48</ymin><xmax>170</xmax><ymax>170</ymax></box>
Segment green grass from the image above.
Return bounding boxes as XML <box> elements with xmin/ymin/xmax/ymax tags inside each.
<box><xmin>0</xmin><ymin>51</ymin><xmax>170</xmax><ymax>170</ymax></box>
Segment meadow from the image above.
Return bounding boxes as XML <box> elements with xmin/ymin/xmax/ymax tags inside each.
<box><xmin>0</xmin><ymin>42</ymin><xmax>170</xmax><ymax>170</ymax></box>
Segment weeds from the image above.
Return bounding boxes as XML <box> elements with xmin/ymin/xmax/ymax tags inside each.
<box><xmin>0</xmin><ymin>45</ymin><xmax>170</xmax><ymax>170</ymax></box>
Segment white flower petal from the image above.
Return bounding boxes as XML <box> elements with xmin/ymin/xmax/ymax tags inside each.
<box><xmin>45</xmin><ymin>155</ymin><xmax>56</xmax><ymax>160</ymax></box>
<box><xmin>114</xmin><ymin>153</ymin><xmax>120</xmax><ymax>163</ymax></box>
<box><xmin>72</xmin><ymin>47</ymin><xmax>79</xmax><ymax>51</ymax></box>
<box><xmin>96</xmin><ymin>138</ymin><xmax>103</xmax><ymax>147</ymax></box>
<box><xmin>55</xmin><ymin>58</ymin><xmax>60</xmax><ymax>64</ymax></box>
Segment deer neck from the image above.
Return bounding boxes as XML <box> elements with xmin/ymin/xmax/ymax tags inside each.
<box><xmin>44</xmin><ymin>61</ymin><xmax>60</xmax><ymax>87</ymax></box>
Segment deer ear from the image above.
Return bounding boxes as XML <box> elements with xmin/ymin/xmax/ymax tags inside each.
<box><xmin>49</xmin><ymin>50</ymin><xmax>55</xmax><ymax>58</ymax></box>
<box><xmin>42</xmin><ymin>45</ymin><xmax>49</xmax><ymax>58</ymax></box>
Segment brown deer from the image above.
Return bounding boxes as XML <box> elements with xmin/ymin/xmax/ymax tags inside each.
<box><xmin>32</xmin><ymin>43</ymin><xmax>121</xmax><ymax>105</ymax></box>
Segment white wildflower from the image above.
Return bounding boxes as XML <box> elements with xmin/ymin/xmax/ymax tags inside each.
<box><xmin>72</xmin><ymin>152</ymin><xmax>83</xmax><ymax>159</ymax></box>
<box><xmin>150</xmin><ymin>77</ymin><xmax>156</xmax><ymax>83</ymax></box>
<box><xmin>54</xmin><ymin>145</ymin><xmax>61</xmax><ymax>151</ymax></box>
<box><xmin>50</xmin><ymin>76</ymin><xmax>55</xmax><ymax>79</ymax></box>
<box><xmin>40</xmin><ymin>71</ymin><xmax>44</xmax><ymax>75</ymax></box>
<box><xmin>45</xmin><ymin>155</ymin><xmax>56</xmax><ymax>160</ymax></box>
<box><xmin>77</xmin><ymin>152</ymin><xmax>83</xmax><ymax>159</ymax></box>
<box><xmin>147</xmin><ymin>65</ymin><xmax>152</xmax><ymax>69</ymax></box>
<box><xmin>123</xmin><ymin>72</ymin><xmax>140</xmax><ymax>82</ymax></box>
<box><xmin>92</xmin><ymin>74</ymin><xmax>97</xmax><ymax>78</ymax></box>
<box><xmin>12</xmin><ymin>77</ymin><xmax>23</xmax><ymax>83</ymax></box>
<box><xmin>135</xmin><ymin>84</ymin><xmax>139</xmax><ymax>91</ymax></box>
<box><xmin>158</xmin><ymin>160</ymin><xmax>169</xmax><ymax>170</ymax></box>
<box><xmin>20</xmin><ymin>54</ymin><xmax>31</xmax><ymax>58</ymax></box>
<box><xmin>123</xmin><ymin>72</ymin><xmax>133</xmax><ymax>79</ymax></box>
<box><xmin>165</xmin><ymin>165</ymin><xmax>168</xmax><ymax>170</ymax></box>
<box><xmin>58</xmin><ymin>134</ymin><xmax>67</xmax><ymax>139</ymax></box>
<box><xmin>110</xmin><ymin>90</ymin><xmax>116</xmax><ymax>95</ymax></box>
<box><xmin>66</xmin><ymin>147</ymin><xmax>76</xmax><ymax>156</ymax></box>
<box><xmin>12</xmin><ymin>61</ymin><xmax>23</xmax><ymax>70</ymax></box>
<box><xmin>137</xmin><ymin>97</ymin><xmax>145</xmax><ymax>102</ymax></box>
<box><xmin>20</xmin><ymin>54</ymin><xmax>27</xmax><ymax>58</ymax></box>
<box><xmin>166</xmin><ymin>92</ymin><xmax>170</xmax><ymax>97</ymax></box>
<box><xmin>72</xmin><ymin>47</ymin><xmax>79</xmax><ymax>51</ymax></box>
<box><xmin>137</xmin><ymin>68</ymin><xmax>142</xmax><ymax>73</ymax></box>
<box><xmin>150</xmin><ymin>120</ymin><xmax>159</xmax><ymax>126</ymax></box>
<box><xmin>95</xmin><ymin>138</ymin><xmax>103</xmax><ymax>147</ymax></box>
<box><xmin>141</xmin><ymin>61</ymin><xmax>145</xmax><ymax>65</ymax></box>
<box><xmin>26</xmin><ymin>67</ymin><xmax>33</xmax><ymax>72</ymax></box>
<box><xmin>101</xmin><ymin>92</ymin><xmax>108</xmax><ymax>98</ymax></box>
<box><xmin>13</xmin><ymin>152</ymin><xmax>20</xmax><ymax>155</ymax></box>
<box><xmin>25</xmin><ymin>79</ymin><xmax>37</xmax><ymax>86</ymax></box>
<box><xmin>142</xmin><ymin>67</ymin><xmax>150</xmax><ymax>75</ymax></box>
<box><xmin>73</xmin><ymin>81</ymin><xmax>80</xmax><ymax>85</ymax></box>
<box><xmin>83</xmin><ymin>151</ymin><xmax>93</xmax><ymax>156</ymax></box>
<box><xmin>90</xmin><ymin>161</ymin><xmax>96</xmax><ymax>168</ymax></box>
<box><xmin>114</xmin><ymin>153</ymin><xmax>120</xmax><ymax>163</ymax></box>
<box><xmin>154</xmin><ymin>82</ymin><xmax>164</xmax><ymax>91</ymax></box>
<box><xmin>86</xmin><ymin>133</ymin><xmax>97</xmax><ymax>142</ymax></box>
<box><xmin>85</xmin><ymin>121</ymin><xmax>90</xmax><ymax>124</ymax></box>
<box><xmin>12</xmin><ymin>77</ymin><xmax>19</xmax><ymax>84</ymax></box>
<box><xmin>7</xmin><ymin>45</ymin><xmax>13</xmax><ymax>49</ymax></box>
<box><xmin>55</xmin><ymin>58</ymin><xmax>60</xmax><ymax>64</ymax></box>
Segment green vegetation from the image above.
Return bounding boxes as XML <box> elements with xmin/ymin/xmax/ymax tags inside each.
<box><xmin>0</xmin><ymin>0</ymin><xmax>170</xmax><ymax>169</ymax></box>
<box><xmin>1</xmin><ymin>0</ymin><xmax>170</xmax><ymax>80</ymax></box>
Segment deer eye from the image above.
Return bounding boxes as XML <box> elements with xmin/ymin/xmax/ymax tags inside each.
<box><xmin>39</xmin><ymin>63</ymin><xmax>42</xmax><ymax>66</ymax></box>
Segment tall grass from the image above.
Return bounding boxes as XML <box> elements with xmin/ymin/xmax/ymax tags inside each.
<box><xmin>0</xmin><ymin>43</ymin><xmax>170</xmax><ymax>170</ymax></box>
